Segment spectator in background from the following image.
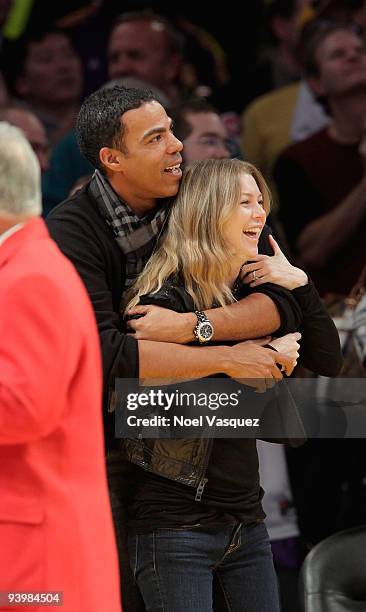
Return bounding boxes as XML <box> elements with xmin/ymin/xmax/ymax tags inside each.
<box><xmin>169</xmin><ymin>98</ymin><xmax>231</xmax><ymax>164</ymax></box>
<box><xmin>2</xmin><ymin>28</ymin><xmax>83</xmax><ymax>146</ymax></box>
<box><xmin>108</xmin><ymin>11</ymin><xmax>184</xmax><ymax>105</ymax></box>
<box><xmin>240</xmin><ymin>15</ymin><xmax>330</xmax><ymax>187</ymax></box>
<box><xmin>274</xmin><ymin>22</ymin><xmax>366</xmax><ymax>296</ymax></box>
<box><xmin>0</xmin><ymin>106</ymin><xmax>49</xmax><ymax>172</ymax></box>
<box><xmin>0</xmin><ymin>121</ymin><xmax>121</xmax><ymax>612</ymax></box>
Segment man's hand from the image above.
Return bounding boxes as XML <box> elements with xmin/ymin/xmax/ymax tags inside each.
<box><xmin>127</xmin><ymin>305</ymin><xmax>195</xmax><ymax>343</ymax></box>
<box><xmin>222</xmin><ymin>338</ymin><xmax>295</xmax><ymax>392</ymax></box>
<box><xmin>268</xmin><ymin>332</ymin><xmax>301</xmax><ymax>375</ymax></box>
<box><xmin>241</xmin><ymin>235</ymin><xmax>308</xmax><ymax>290</ymax></box>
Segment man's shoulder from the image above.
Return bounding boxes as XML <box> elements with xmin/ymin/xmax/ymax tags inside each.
<box><xmin>278</xmin><ymin>128</ymin><xmax>330</xmax><ymax>165</ymax></box>
<box><xmin>47</xmin><ymin>184</ymin><xmax>96</xmax><ymax>223</ymax></box>
<box><xmin>46</xmin><ymin>183</ymin><xmax>110</xmax><ymax>248</ymax></box>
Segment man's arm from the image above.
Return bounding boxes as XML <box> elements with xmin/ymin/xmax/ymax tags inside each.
<box><xmin>138</xmin><ymin>339</ymin><xmax>294</xmax><ymax>387</ymax></box>
<box><xmin>275</xmin><ymin>155</ymin><xmax>366</xmax><ymax>269</ymax></box>
<box><xmin>47</xmin><ymin>208</ymin><xmax>139</xmax><ymax>389</ymax></box>
<box><xmin>297</xmin><ymin>175</ymin><xmax>366</xmax><ymax>268</ymax></box>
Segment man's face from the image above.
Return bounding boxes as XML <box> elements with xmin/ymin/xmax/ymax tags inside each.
<box><xmin>312</xmin><ymin>30</ymin><xmax>366</xmax><ymax>98</ymax></box>
<box><xmin>5</xmin><ymin>109</ymin><xmax>49</xmax><ymax>172</ymax></box>
<box><xmin>111</xmin><ymin>101</ymin><xmax>183</xmax><ymax>210</ymax></box>
<box><xmin>182</xmin><ymin>112</ymin><xmax>231</xmax><ymax>165</ymax></box>
<box><xmin>108</xmin><ymin>20</ymin><xmax>180</xmax><ymax>92</ymax></box>
<box><xmin>17</xmin><ymin>33</ymin><xmax>82</xmax><ymax>105</ymax></box>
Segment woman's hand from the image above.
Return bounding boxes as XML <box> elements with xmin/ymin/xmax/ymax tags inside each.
<box><xmin>268</xmin><ymin>332</ymin><xmax>301</xmax><ymax>375</ymax></box>
<box><xmin>241</xmin><ymin>235</ymin><xmax>308</xmax><ymax>290</ymax></box>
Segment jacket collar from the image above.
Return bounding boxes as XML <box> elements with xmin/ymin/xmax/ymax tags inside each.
<box><xmin>0</xmin><ymin>217</ymin><xmax>48</xmax><ymax>269</ymax></box>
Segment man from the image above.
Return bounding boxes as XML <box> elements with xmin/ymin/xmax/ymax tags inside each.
<box><xmin>0</xmin><ymin>106</ymin><xmax>49</xmax><ymax>172</ymax></box>
<box><xmin>4</xmin><ymin>28</ymin><xmax>83</xmax><ymax>146</ymax></box>
<box><xmin>42</xmin><ymin>10</ymin><xmax>181</xmax><ymax>214</ymax></box>
<box><xmin>0</xmin><ymin>123</ymin><xmax>121</xmax><ymax>610</ymax></box>
<box><xmin>169</xmin><ymin>98</ymin><xmax>231</xmax><ymax>164</ymax></box>
<box><xmin>275</xmin><ymin>22</ymin><xmax>366</xmax><ymax>296</ymax></box>
<box><xmin>108</xmin><ymin>11</ymin><xmax>184</xmax><ymax>104</ymax></box>
<box><xmin>46</xmin><ymin>85</ymin><xmax>305</xmax><ymax>609</ymax></box>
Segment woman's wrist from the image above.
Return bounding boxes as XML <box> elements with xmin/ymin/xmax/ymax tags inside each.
<box><xmin>287</xmin><ymin>267</ymin><xmax>308</xmax><ymax>290</ymax></box>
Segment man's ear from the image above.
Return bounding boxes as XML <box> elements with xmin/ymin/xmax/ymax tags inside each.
<box><xmin>99</xmin><ymin>147</ymin><xmax>125</xmax><ymax>173</ymax></box>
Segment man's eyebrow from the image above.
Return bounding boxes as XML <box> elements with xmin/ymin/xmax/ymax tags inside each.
<box><xmin>199</xmin><ymin>131</ymin><xmax>226</xmax><ymax>139</ymax></box>
<box><xmin>142</xmin><ymin>118</ymin><xmax>173</xmax><ymax>141</ymax></box>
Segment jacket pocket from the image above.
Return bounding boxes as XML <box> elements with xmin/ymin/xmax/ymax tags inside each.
<box><xmin>0</xmin><ymin>498</ymin><xmax>44</xmax><ymax>524</ymax></box>
<box><xmin>0</xmin><ymin>499</ymin><xmax>45</xmax><ymax>594</ymax></box>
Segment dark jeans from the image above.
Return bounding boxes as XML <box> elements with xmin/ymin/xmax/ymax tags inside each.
<box><xmin>128</xmin><ymin>522</ymin><xmax>280</xmax><ymax>612</ymax></box>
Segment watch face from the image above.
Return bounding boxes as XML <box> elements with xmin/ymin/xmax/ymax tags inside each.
<box><xmin>199</xmin><ymin>322</ymin><xmax>213</xmax><ymax>340</ymax></box>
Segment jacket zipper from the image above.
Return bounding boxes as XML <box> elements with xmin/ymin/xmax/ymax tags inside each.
<box><xmin>195</xmin><ymin>477</ymin><xmax>208</xmax><ymax>502</ymax></box>
<box><xmin>195</xmin><ymin>434</ymin><xmax>214</xmax><ymax>501</ymax></box>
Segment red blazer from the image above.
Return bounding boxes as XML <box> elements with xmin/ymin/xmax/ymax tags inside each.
<box><xmin>0</xmin><ymin>219</ymin><xmax>121</xmax><ymax>611</ymax></box>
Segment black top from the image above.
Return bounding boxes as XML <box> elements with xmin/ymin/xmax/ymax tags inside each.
<box><xmin>127</xmin><ymin>438</ymin><xmax>265</xmax><ymax>533</ymax></box>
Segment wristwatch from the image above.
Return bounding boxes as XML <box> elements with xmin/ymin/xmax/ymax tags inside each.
<box><xmin>193</xmin><ymin>311</ymin><xmax>214</xmax><ymax>344</ymax></box>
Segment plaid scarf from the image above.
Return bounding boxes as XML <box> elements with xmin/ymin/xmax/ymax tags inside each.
<box><xmin>90</xmin><ymin>170</ymin><xmax>168</xmax><ymax>288</ymax></box>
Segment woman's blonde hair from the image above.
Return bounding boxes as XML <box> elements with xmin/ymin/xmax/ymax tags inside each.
<box><xmin>124</xmin><ymin>158</ymin><xmax>271</xmax><ymax>312</ymax></box>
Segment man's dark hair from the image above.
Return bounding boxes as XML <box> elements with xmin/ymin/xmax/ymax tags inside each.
<box><xmin>168</xmin><ymin>98</ymin><xmax>219</xmax><ymax>142</ymax></box>
<box><xmin>303</xmin><ymin>20</ymin><xmax>364</xmax><ymax>77</ymax></box>
<box><xmin>76</xmin><ymin>85</ymin><xmax>156</xmax><ymax>172</ymax></box>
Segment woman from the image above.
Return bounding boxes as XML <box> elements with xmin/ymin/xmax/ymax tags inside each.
<box><xmin>123</xmin><ymin>158</ymin><xmax>341</xmax><ymax>612</ymax></box>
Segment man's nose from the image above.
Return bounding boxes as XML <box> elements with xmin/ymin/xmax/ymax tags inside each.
<box><xmin>167</xmin><ymin>132</ymin><xmax>183</xmax><ymax>153</ymax></box>
<box><xmin>109</xmin><ymin>56</ymin><xmax>136</xmax><ymax>79</ymax></box>
<box><xmin>212</xmin><ymin>143</ymin><xmax>230</xmax><ymax>159</ymax></box>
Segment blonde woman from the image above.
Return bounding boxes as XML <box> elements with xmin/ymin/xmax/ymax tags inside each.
<box><xmin>124</xmin><ymin>158</ymin><xmax>341</xmax><ymax>612</ymax></box>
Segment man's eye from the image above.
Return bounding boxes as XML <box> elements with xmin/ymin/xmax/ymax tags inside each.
<box><xmin>150</xmin><ymin>134</ymin><xmax>162</xmax><ymax>143</ymax></box>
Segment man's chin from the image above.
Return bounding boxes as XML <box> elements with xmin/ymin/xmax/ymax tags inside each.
<box><xmin>162</xmin><ymin>184</ymin><xmax>180</xmax><ymax>197</ymax></box>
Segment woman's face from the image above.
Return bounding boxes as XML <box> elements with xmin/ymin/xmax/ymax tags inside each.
<box><xmin>223</xmin><ymin>172</ymin><xmax>266</xmax><ymax>265</ymax></box>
